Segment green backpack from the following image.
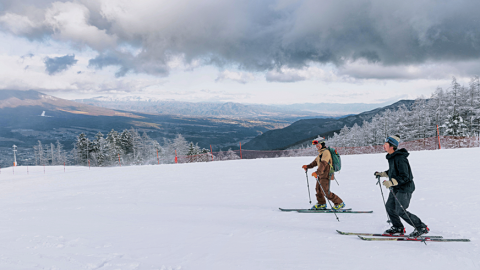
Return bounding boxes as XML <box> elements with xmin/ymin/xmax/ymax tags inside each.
<box><xmin>328</xmin><ymin>147</ymin><xmax>341</xmax><ymax>173</ymax></box>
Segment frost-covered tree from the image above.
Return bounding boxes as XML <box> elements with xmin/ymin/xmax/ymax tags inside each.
<box><xmin>120</xmin><ymin>129</ymin><xmax>134</xmax><ymax>162</ymax></box>
<box><xmin>327</xmin><ymin>75</ymin><xmax>480</xmax><ymax>149</ymax></box>
<box><xmin>50</xmin><ymin>143</ymin><xmax>56</xmax><ymax>165</ymax></box>
<box><xmin>443</xmin><ymin>113</ymin><xmax>468</xmax><ymax>136</ymax></box>
<box><xmin>75</xmin><ymin>133</ymin><xmax>91</xmax><ymax>165</ymax></box>
<box><xmin>217</xmin><ymin>150</ymin><xmax>224</xmax><ymax>160</ymax></box>
<box><xmin>55</xmin><ymin>140</ymin><xmax>67</xmax><ymax>165</ymax></box>
<box><xmin>105</xmin><ymin>129</ymin><xmax>123</xmax><ymax>165</ymax></box>
<box><xmin>90</xmin><ymin>132</ymin><xmax>106</xmax><ymax>166</ymax></box>
<box><xmin>225</xmin><ymin>148</ymin><xmax>240</xmax><ymax>160</ymax></box>
<box><xmin>33</xmin><ymin>140</ymin><xmax>47</xmax><ymax>165</ymax></box>
<box><xmin>172</xmin><ymin>134</ymin><xmax>189</xmax><ymax>157</ymax></box>
<box><xmin>186</xmin><ymin>142</ymin><xmax>210</xmax><ymax>162</ymax></box>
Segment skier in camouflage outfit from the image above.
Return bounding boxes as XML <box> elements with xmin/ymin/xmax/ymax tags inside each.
<box><xmin>302</xmin><ymin>138</ymin><xmax>345</xmax><ymax>210</ymax></box>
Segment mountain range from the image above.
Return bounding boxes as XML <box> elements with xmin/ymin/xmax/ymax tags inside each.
<box><xmin>74</xmin><ymin>96</ymin><xmax>344</xmax><ymax>119</ymax></box>
<box><xmin>0</xmin><ymin>90</ymin><xmax>292</xmax><ymax>154</ymax></box>
<box><xmin>74</xmin><ymin>96</ymin><xmax>391</xmax><ymax>118</ymax></box>
<box><xmin>0</xmin><ymin>90</ymin><xmax>414</xmax><ymax>159</ymax></box>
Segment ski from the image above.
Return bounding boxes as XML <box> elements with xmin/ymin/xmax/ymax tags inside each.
<box><xmin>280</xmin><ymin>208</ymin><xmax>352</xmax><ymax>212</ymax></box>
<box><xmin>297</xmin><ymin>210</ymin><xmax>372</xmax><ymax>213</ymax></box>
<box><xmin>279</xmin><ymin>208</ymin><xmax>372</xmax><ymax>213</ymax></box>
<box><xmin>336</xmin><ymin>230</ymin><xmax>443</xmax><ymax>238</ymax></box>
<box><xmin>357</xmin><ymin>235</ymin><xmax>470</xmax><ymax>242</ymax></box>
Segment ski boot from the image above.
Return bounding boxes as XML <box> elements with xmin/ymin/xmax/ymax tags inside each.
<box><xmin>333</xmin><ymin>202</ymin><xmax>345</xmax><ymax>210</ymax></box>
<box><xmin>384</xmin><ymin>226</ymin><xmax>405</xmax><ymax>236</ymax></box>
<box><xmin>409</xmin><ymin>226</ymin><xmax>429</xmax><ymax>238</ymax></box>
<box><xmin>310</xmin><ymin>203</ymin><xmax>327</xmax><ymax>210</ymax></box>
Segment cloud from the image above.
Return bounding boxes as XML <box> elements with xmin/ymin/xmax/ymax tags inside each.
<box><xmin>215</xmin><ymin>70</ymin><xmax>255</xmax><ymax>84</ymax></box>
<box><xmin>338</xmin><ymin>59</ymin><xmax>480</xmax><ymax>81</ymax></box>
<box><xmin>266</xmin><ymin>65</ymin><xmax>337</xmax><ymax>82</ymax></box>
<box><xmin>1</xmin><ymin>0</ymin><xmax>480</xmax><ymax>80</ymax></box>
<box><xmin>266</xmin><ymin>69</ymin><xmax>307</xmax><ymax>83</ymax></box>
<box><xmin>44</xmin><ymin>54</ymin><xmax>77</xmax><ymax>75</ymax></box>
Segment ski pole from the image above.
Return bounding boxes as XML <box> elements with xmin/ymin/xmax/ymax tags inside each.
<box><xmin>315</xmin><ymin>177</ymin><xmax>340</xmax><ymax>222</ymax></box>
<box><xmin>376</xmin><ymin>175</ymin><xmax>391</xmax><ymax>224</ymax></box>
<box><xmin>305</xmin><ymin>170</ymin><xmax>312</xmax><ymax>204</ymax></box>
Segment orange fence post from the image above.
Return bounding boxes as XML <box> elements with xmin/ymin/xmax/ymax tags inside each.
<box><xmin>210</xmin><ymin>145</ymin><xmax>214</xmax><ymax>161</ymax></box>
<box><xmin>239</xmin><ymin>142</ymin><xmax>242</xmax><ymax>159</ymax></box>
<box><xmin>118</xmin><ymin>154</ymin><xmax>121</xmax><ymax>166</ymax></box>
<box><xmin>88</xmin><ymin>159</ymin><xmax>90</xmax><ymax>169</ymax></box>
<box><xmin>437</xmin><ymin>125</ymin><xmax>441</xmax><ymax>149</ymax></box>
<box><xmin>175</xmin><ymin>150</ymin><xmax>178</xmax><ymax>163</ymax></box>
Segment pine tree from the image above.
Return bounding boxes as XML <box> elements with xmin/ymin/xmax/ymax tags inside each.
<box><xmin>106</xmin><ymin>129</ymin><xmax>123</xmax><ymax>165</ymax></box>
<box><xmin>91</xmin><ymin>132</ymin><xmax>106</xmax><ymax>166</ymax></box>
<box><xmin>443</xmin><ymin>113</ymin><xmax>468</xmax><ymax>137</ymax></box>
<box><xmin>76</xmin><ymin>133</ymin><xmax>91</xmax><ymax>165</ymax></box>
<box><xmin>187</xmin><ymin>142</ymin><xmax>197</xmax><ymax>162</ymax></box>
<box><xmin>130</xmin><ymin>129</ymin><xmax>143</xmax><ymax>164</ymax></box>
<box><xmin>120</xmin><ymin>129</ymin><xmax>134</xmax><ymax>162</ymax></box>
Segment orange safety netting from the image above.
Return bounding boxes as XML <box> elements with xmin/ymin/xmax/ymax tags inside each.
<box><xmin>174</xmin><ymin>136</ymin><xmax>480</xmax><ymax>163</ymax></box>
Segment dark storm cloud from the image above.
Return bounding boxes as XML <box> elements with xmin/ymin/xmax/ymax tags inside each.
<box><xmin>44</xmin><ymin>54</ymin><xmax>77</xmax><ymax>75</ymax></box>
<box><xmin>2</xmin><ymin>0</ymin><xmax>480</xmax><ymax>79</ymax></box>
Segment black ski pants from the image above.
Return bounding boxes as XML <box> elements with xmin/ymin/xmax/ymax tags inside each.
<box><xmin>386</xmin><ymin>191</ymin><xmax>426</xmax><ymax>229</ymax></box>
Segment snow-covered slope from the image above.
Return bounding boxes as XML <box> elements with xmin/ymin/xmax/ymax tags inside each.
<box><xmin>0</xmin><ymin>148</ymin><xmax>478</xmax><ymax>269</ymax></box>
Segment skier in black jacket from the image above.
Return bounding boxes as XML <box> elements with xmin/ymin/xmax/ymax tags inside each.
<box><xmin>374</xmin><ymin>135</ymin><xmax>429</xmax><ymax>238</ymax></box>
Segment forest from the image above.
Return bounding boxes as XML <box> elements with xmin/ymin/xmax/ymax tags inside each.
<box><xmin>327</xmin><ymin>76</ymin><xmax>480</xmax><ymax>147</ymax></box>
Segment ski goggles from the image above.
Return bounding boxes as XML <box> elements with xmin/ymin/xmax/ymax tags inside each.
<box><xmin>312</xmin><ymin>140</ymin><xmax>324</xmax><ymax>145</ymax></box>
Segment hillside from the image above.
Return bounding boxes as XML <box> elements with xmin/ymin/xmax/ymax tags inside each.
<box><xmin>0</xmin><ymin>148</ymin><xmax>477</xmax><ymax>269</ymax></box>
<box><xmin>243</xmin><ymin>100</ymin><xmax>415</xmax><ymax>150</ymax></box>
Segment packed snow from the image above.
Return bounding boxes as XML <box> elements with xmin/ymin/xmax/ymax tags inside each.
<box><xmin>0</xmin><ymin>147</ymin><xmax>479</xmax><ymax>269</ymax></box>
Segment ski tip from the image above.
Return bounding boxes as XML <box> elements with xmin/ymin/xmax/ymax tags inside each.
<box><xmin>336</xmin><ymin>230</ymin><xmax>346</xmax><ymax>235</ymax></box>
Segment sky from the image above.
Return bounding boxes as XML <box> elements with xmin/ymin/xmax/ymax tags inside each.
<box><xmin>0</xmin><ymin>0</ymin><xmax>480</xmax><ymax>104</ymax></box>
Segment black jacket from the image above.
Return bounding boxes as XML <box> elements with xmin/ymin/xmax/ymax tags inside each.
<box><xmin>384</xmin><ymin>148</ymin><xmax>415</xmax><ymax>193</ymax></box>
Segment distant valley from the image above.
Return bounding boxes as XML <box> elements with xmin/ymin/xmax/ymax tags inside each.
<box><xmin>0</xmin><ymin>90</ymin><xmax>289</xmax><ymax>151</ymax></box>
<box><xmin>0</xmin><ymin>89</ymin><xmax>407</xmax><ymax>168</ymax></box>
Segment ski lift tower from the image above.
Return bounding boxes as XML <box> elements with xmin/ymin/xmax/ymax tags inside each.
<box><xmin>13</xmin><ymin>144</ymin><xmax>18</xmax><ymax>166</ymax></box>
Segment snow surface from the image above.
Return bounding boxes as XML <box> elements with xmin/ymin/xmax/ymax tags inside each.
<box><xmin>0</xmin><ymin>147</ymin><xmax>479</xmax><ymax>269</ymax></box>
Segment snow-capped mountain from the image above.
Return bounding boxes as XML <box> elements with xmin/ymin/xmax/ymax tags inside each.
<box><xmin>74</xmin><ymin>96</ymin><xmax>343</xmax><ymax>119</ymax></box>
